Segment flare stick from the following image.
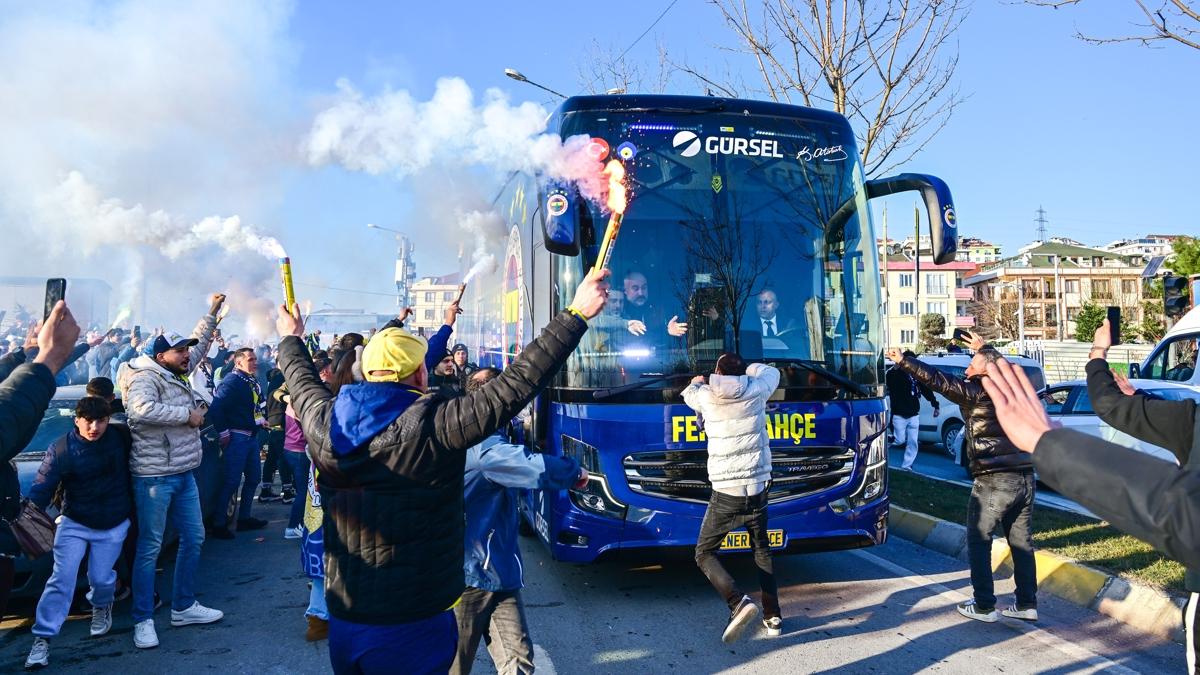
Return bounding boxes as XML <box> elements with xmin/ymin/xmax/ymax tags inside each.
<box><xmin>591</xmin><ymin>212</ymin><xmax>624</xmax><ymax>275</ymax></box>
<box><xmin>279</xmin><ymin>257</ymin><xmax>297</xmax><ymax>314</ymax></box>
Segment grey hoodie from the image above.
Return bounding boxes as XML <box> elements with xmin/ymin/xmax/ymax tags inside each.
<box><xmin>681</xmin><ymin>363</ymin><xmax>780</xmax><ymax>493</ymax></box>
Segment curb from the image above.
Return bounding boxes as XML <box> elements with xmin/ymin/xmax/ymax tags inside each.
<box><xmin>889</xmin><ymin>504</ymin><xmax>1187</xmax><ymax>644</ymax></box>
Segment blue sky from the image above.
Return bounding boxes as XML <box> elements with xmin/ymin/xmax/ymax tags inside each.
<box><xmin>278</xmin><ymin>0</ymin><xmax>1199</xmax><ymax>309</ymax></box>
<box><xmin>1</xmin><ymin>1</ymin><xmax>1196</xmax><ymax>322</ymax></box>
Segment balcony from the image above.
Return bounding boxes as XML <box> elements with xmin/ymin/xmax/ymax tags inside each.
<box><xmin>955</xmin><ymin>315</ymin><xmax>976</xmax><ymax>327</ymax></box>
<box><xmin>954</xmin><ymin>287</ymin><xmax>972</xmax><ymax>301</ymax></box>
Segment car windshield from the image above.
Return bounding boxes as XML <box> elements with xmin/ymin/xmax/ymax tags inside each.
<box><xmin>552</xmin><ymin>108</ymin><xmax>880</xmax><ymax>402</ymax></box>
<box><xmin>21</xmin><ymin>403</ymin><xmax>78</xmax><ymax>456</ymax></box>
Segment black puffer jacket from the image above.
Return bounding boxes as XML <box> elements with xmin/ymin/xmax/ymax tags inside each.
<box><xmin>279</xmin><ymin>310</ymin><xmax>587</xmax><ymax>625</ymax></box>
<box><xmin>896</xmin><ymin>355</ymin><xmax>1032</xmax><ymax>478</ymax></box>
<box><xmin>0</xmin><ymin>357</ymin><xmax>58</xmax><ymax>555</ymax></box>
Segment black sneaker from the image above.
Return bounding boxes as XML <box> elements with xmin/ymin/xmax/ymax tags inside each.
<box><xmin>210</xmin><ymin>526</ymin><xmax>235</xmax><ymax>540</ymax></box>
<box><xmin>153</xmin><ymin>592</ymin><xmax>163</xmax><ymax>610</ymax></box>
<box><xmin>280</xmin><ymin>489</ymin><xmax>295</xmax><ymax>505</ymax></box>
<box><xmin>257</xmin><ymin>487</ymin><xmax>280</xmax><ymax>503</ymax></box>
<box><xmin>721</xmin><ymin>595</ymin><xmax>760</xmax><ymax>643</ymax></box>
<box><xmin>237</xmin><ymin>517</ymin><xmax>269</xmax><ymax>531</ymax></box>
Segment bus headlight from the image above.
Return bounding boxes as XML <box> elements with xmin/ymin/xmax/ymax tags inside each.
<box><xmin>569</xmin><ymin>474</ymin><xmax>627</xmax><ymax>520</ymax></box>
<box><xmin>849</xmin><ymin>433</ymin><xmax>887</xmax><ymax>508</ymax></box>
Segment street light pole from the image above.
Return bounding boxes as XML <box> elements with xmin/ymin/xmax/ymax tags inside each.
<box><xmin>504</xmin><ymin>68</ymin><xmax>567</xmax><ymax>99</ymax></box>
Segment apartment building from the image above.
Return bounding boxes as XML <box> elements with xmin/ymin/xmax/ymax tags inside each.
<box><xmin>958</xmin><ymin>237</ymin><xmax>1002</xmax><ymax>264</ymax></box>
<box><xmin>408</xmin><ymin>272</ymin><xmax>462</xmax><ymax>335</ymax></box>
<box><xmin>880</xmin><ymin>255</ymin><xmax>978</xmax><ymax>351</ymax></box>
<box><xmin>964</xmin><ymin>241</ymin><xmax>1146</xmax><ymax>340</ymax></box>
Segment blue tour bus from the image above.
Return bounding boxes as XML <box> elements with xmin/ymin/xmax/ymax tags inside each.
<box><xmin>455</xmin><ymin>94</ymin><xmax>957</xmax><ymax>563</ymax></box>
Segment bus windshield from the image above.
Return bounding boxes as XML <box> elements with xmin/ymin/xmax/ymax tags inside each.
<box><xmin>552</xmin><ymin>108</ymin><xmax>881</xmax><ymax>402</ymax></box>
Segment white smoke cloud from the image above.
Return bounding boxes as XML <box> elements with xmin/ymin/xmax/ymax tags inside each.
<box><xmin>304</xmin><ymin>77</ymin><xmax>609</xmax><ymax>205</ymax></box>
<box><xmin>0</xmin><ymin>1</ymin><xmax>294</xmax><ymax>334</ymax></box>
<box><xmin>458</xmin><ymin>210</ymin><xmax>506</xmax><ymax>284</ymax></box>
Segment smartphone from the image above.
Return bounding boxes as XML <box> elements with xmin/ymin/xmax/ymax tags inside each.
<box><xmin>43</xmin><ymin>278</ymin><xmax>67</xmax><ymax>321</ymax></box>
<box><xmin>952</xmin><ymin>328</ymin><xmax>969</xmax><ymax>342</ymax></box>
<box><xmin>133</xmin><ymin>325</ymin><xmax>142</xmax><ymax>339</ymax></box>
<box><xmin>1106</xmin><ymin>306</ymin><xmax>1121</xmax><ymax>346</ymax></box>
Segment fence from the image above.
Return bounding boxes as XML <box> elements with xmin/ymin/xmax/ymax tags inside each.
<box><xmin>999</xmin><ymin>340</ymin><xmax>1155</xmax><ymax>385</ymax></box>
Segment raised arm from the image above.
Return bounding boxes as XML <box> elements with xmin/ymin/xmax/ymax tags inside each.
<box><xmin>475</xmin><ymin>439</ymin><xmax>582</xmax><ymax>490</ymax></box>
<box><xmin>1035</xmin><ymin>428</ymin><xmax>1200</xmax><ymax>569</ymax></box>
<box><xmin>891</xmin><ymin>352</ymin><xmax>979</xmax><ymax>407</ymax></box>
<box><xmin>1085</xmin><ymin>359</ymin><xmax>1194</xmax><ymax>463</ymax></box>
<box><xmin>276</xmin><ymin>335</ymin><xmax>334</xmax><ymax>455</ymax></box>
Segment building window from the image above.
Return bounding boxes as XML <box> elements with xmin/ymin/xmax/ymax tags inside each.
<box><xmin>1092</xmin><ymin>279</ymin><xmax>1112</xmax><ymax>299</ymax></box>
<box><xmin>899</xmin><ymin>301</ymin><xmax>915</xmax><ymax>315</ymax></box>
<box><xmin>926</xmin><ymin>302</ymin><xmax>947</xmax><ymax>316</ymax></box>
<box><xmin>443</xmin><ymin>291</ymin><xmax>454</xmax><ymax>302</ymax></box>
<box><xmin>1066</xmin><ymin>307</ymin><xmax>1080</xmax><ymax>321</ymax></box>
<box><xmin>900</xmin><ymin>329</ymin><xmax>916</xmax><ymax>344</ymax></box>
<box><xmin>1064</xmin><ymin>279</ymin><xmax>1079</xmax><ymax>294</ymax></box>
<box><xmin>424</xmin><ymin>292</ymin><xmax>434</xmax><ymax>302</ymax></box>
<box><xmin>898</xmin><ymin>273</ymin><xmax>913</xmax><ymax>288</ymax></box>
<box><xmin>424</xmin><ymin>309</ymin><xmax>434</xmax><ymax>320</ymax></box>
<box><xmin>1121</xmin><ymin>279</ymin><xmax>1137</xmax><ymax>295</ymax></box>
<box><xmin>925</xmin><ymin>274</ymin><xmax>946</xmax><ymax>295</ymax></box>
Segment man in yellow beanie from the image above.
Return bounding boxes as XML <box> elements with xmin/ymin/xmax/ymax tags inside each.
<box><xmin>274</xmin><ymin>268</ymin><xmax>610</xmax><ymax>675</ymax></box>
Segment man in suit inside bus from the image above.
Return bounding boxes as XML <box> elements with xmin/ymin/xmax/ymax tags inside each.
<box><xmin>754</xmin><ymin>289</ymin><xmax>798</xmax><ymax>338</ymax></box>
<box><xmin>621</xmin><ymin>270</ymin><xmax>688</xmax><ymax>338</ymax></box>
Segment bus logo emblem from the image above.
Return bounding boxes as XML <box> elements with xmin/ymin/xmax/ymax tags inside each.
<box><xmin>673</xmin><ymin>131</ymin><xmax>702</xmax><ymax>158</ymax></box>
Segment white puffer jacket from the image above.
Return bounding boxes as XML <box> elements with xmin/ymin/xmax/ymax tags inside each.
<box><xmin>682</xmin><ymin>363</ymin><xmax>780</xmax><ymax>492</ymax></box>
<box><xmin>117</xmin><ymin>314</ymin><xmax>216</xmax><ymax>477</ymax></box>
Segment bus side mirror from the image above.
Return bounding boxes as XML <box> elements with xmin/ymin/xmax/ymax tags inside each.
<box><xmin>1128</xmin><ymin>363</ymin><xmax>1141</xmax><ymax>378</ymax></box>
<box><xmin>865</xmin><ymin>173</ymin><xmax>958</xmax><ymax>265</ymax></box>
<box><xmin>541</xmin><ymin>183</ymin><xmax>581</xmax><ymax>257</ymax></box>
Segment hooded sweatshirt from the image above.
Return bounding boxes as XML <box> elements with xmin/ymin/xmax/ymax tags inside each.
<box><xmin>681</xmin><ymin>363</ymin><xmax>781</xmax><ymax>494</ymax></box>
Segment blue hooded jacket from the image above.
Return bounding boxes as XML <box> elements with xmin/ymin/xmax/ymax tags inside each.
<box><xmin>463</xmin><ymin>432</ymin><xmax>580</xmax><ymax>592</ymax></box>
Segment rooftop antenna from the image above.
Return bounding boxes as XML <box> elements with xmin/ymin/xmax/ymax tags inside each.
<box><xmin>1035</xmin><ymin>205</ymin><xmax>1049</xmax><ymax>242</ymax></box>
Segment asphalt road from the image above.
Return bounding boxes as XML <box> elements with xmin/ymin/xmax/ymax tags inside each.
<box><xmin>0</xmin><ymin>501</ymin><xmax>1183</xmax><ymax>674</ymax></box>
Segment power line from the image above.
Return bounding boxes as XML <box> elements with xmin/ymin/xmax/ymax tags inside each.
<box><xmin>293</xmin><ymin>280</ymin><xmax>398</xmax><ymax>298</ymax></box>
<box><xmin>579</xmin><ymin>0</ymin><xmax>679</xmax><ymax>93</ymax></box>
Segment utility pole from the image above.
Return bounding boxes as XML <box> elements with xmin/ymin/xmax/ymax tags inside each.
<box><xmin>1035</xmin><ymin>206</ymin><xmax>1049</xmax><ymax>243</ymax></box>
<box><xmin>1054</xmin><ymin>254</ymin><xmax>1064</xmax><ymax>340</ymax></box>
<box><xmin>914</xmin><ymin>205</ymin><xmax>921</xmax><ymax>344</ymax></box>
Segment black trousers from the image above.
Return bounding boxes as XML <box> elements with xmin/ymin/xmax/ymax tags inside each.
<box><xmin>694</xmin><ymin>489</ymin><xmax>780</xmax><ymax>619</ymax></box>
<box><xmin>260</xmin><ymin>428</ymin><xmax>292</xmax><ymax>489</ymax></box>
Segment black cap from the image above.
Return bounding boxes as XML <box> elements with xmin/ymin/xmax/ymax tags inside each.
<box><xmin>451</xmin><ymin>343</ymin><xmax>468</xmax><ymax>354</ymax></box>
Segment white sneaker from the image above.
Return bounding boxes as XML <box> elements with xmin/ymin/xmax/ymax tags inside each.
<box><xmin>133</xmin><ymin>619</ymin><xmax>159</xmax><ymax>649</ymax></box>
<box><xmin>721</xmin><ymin>595</ymin><xmax>760</xmax><ymax>643</ymax></box>
<box><xmin>1001</xmin><ymin>606</ymin><xmax>1038</xmax><ymax>621</ymax></box>
<box><xmin>283</xmin><ymin>527</ymin><xmax>302</xmax><ymax>540</ymax></box>
<box><xmin>762</xmin><ymin>616</ymin><xmax>783</xmax><ymax>637</ymax></box>
<box><xmin>90</xmin><ymin>603</ymin><xmax>113</xmax><ymax>637</ymax></box>
<box><xmin>171</xmin><ymin>601</ymin><xmax>224</xmax><ymax>627</ymax></box>
<box><xmin>25</xmin><ymin>637</ymin><xmax>49</xmax><ymax>669</ymax></box>
<box><xmin>956</xmin><ymin>600</ymin><xmax>998</xmax><ymax>623</ymax></box>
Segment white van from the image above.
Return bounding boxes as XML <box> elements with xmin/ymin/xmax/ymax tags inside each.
<box><xmin>1131</xmin><ymin>304</ymin><xmax>1199</xmax><ymax>386</ymax></box>
<box><xmin>900</xmin><ymin>352</ymin><xmax>1046</xmax><ymax>452</ymax></box>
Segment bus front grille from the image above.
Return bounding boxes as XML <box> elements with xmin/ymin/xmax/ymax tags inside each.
<box><xmin>622</xmin><ymin>447</ymin><xmax>856</xmax><ymax>504</ymax></box>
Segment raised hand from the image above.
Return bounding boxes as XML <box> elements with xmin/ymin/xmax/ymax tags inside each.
<box><xmin>980</xmin><ymin>359</ymin><xmax>1059</xmax><ymax>453</ymax></box>
<box><xmin>885</xmin><ymin>348</ymin><xmax>904</xmax><ymax>363</ymax></box>
<box><xmin>626</xmin><ymin>320</ymin><xmax>646</xmax><ymax>336</ymax></box>
<box><xmin>667</xmin><ymin>315</ymin><xmax>688</xmax><ymax>337</ymax></box>
<box><xmin>444</xmin><ymin>301</ymin><xmax>463</xmax><ymax>327</ymax></box>
<box><xmin>276</xmin><ymin>303</ymin><xmax>305</xmax><ymax>339</ymax></box>
<box><xmin>569</xmin><ymin>268</ymin><xmax>611</xmax><ymax>320</ymax></box>
<box><xmin>1111</xmin><ymin>369</ymin><xmax>1136</xmax><ymax>396</ymax></box>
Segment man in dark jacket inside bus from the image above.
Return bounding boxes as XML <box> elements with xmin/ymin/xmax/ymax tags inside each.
<box><xmin>275</xmin><ymin>269</ymin><xmax>609</xmax><ymax>675</ymax></box>
<box><xmin>887</xmin><ymin>341</ymin><xmax>1039</xmax><ymax>624</ymax></box>
<box><xmin>982</xmin><ymin>350</ymin><xmax>1200</xmax><ymax>675</ymax></box>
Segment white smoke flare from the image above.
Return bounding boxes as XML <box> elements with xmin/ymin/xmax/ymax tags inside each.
<box><xmin>304</xmin><ymin>77</ymin><xmax>609</xmax><ymax>204</ymax></box>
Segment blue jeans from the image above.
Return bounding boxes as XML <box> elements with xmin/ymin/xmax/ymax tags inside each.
<box><xmin>33</xmin><ymin>517</ymin><xmax>130</xmax><ymax>637</ymax></box>
<box><xmin>283</xmin><ymin>451</ymin><xmax>310</xmax><ymax>529</ymax></box>
<box><xmin>132</xmin><ymin>472</ymin><xmax>206</xmax><ymax>622</ymax></box>
<box><xmin>307</xmin><ymin>578</ymin><xmax>328</xmax><ymax>620</ymax></box>
<box><xmin>967</xmin><ymin>471</ymin><xmax>1038</xmax><ymax>611</ymax></box>
<box><xmin>329</xmin><ymin>611</ymin><xmax>457</xmax><ymax>675</ymax></box>
<box><xmin>214</xmin><ymin>433</ymin><xmax>262</xmax><ymax>528</ymax></box>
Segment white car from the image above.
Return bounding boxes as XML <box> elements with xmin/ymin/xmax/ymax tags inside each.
<box><xmin>1039</xmin><ymin>378</ymin><xmax>1200</xmax><ymax>464</ymax></box>
<box><xmin>909</xmin><ymin>352</ymin><xmax>1047</xmax><ymax>452</ymax></box>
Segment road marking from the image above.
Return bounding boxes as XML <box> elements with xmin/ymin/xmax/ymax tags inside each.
<box><xmin>533</xmin><ymin>644</ymin><xmax>556</xmax><ymax>674</ymax></box>
<box><xmin>850</xmin><ymin>548</ymin><xmax>1142</xmax><ymax>675</ymax></box>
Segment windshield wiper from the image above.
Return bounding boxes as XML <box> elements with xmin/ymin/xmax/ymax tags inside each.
<box><xmin>763</xmin><ymin>358</ymin><xmax>870</xmax><ymax>397</ymax></box>
<box><xmin>592</xmin><ymin>372</ymin><xmax>697</xmax><ymax>400</ymax></box>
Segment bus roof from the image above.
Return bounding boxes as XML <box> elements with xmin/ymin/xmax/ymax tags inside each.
<box><xmin>556</xmin><ymin>94</ymin><xmax>851</xmax><ymax>127</ymax></box>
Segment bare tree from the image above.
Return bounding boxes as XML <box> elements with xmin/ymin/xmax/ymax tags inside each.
<box><xmin>693</xmin><ymin>0</ymin><xmax>968</xmax><ymax>176</ymax></box>
<box><xmin>969</xmin><ymin>295</ymin><xmax>1020</xmax><ymax>341</ymax></box>
<box><xmin>576</xmin><ymin>40</ymin><xmax>675</xmax><ymax>94</ymax></box>
<box><xmin>1025</xmin><ymin>1</ymin><xmax>1200</xmax><ymax>50</ymax></box>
